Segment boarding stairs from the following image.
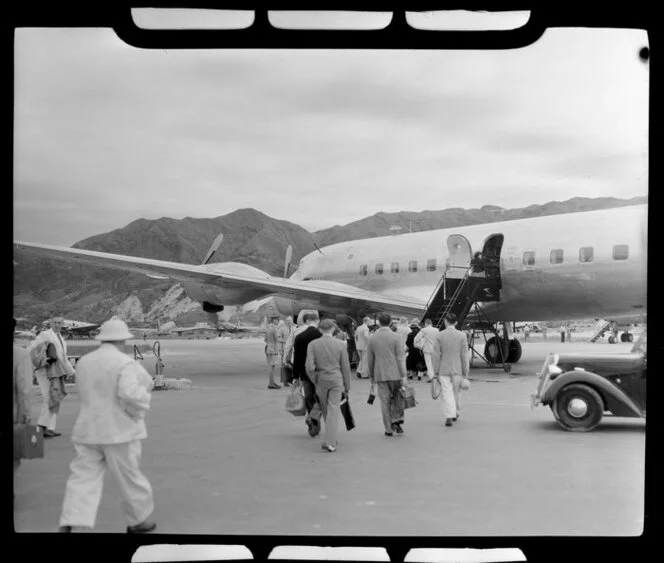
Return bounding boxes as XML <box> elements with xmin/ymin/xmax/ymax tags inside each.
<box><xmin>421</xmin><ymin>264</ymin><xmax>501</xmax><ymax>330</ymax></box>
<box><xmin>421</xmin><ymin>262</ymin><xmax>510</xmax><ymax>371</ymax></box>
<box><xmin>590</xmin><ymin>319</ymin><xmax>613</xmax><ymax>343</ymax></box>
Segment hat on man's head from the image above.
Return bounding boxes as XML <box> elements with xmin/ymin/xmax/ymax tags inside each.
<box><xmin>96</xmin><ymin>316</ymin><xmax>134</xmax><ymax>342</ymax></box>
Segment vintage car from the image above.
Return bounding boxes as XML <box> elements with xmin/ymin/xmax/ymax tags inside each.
<box><xmin>530</xmin><ymin>332</ymin><xmax>646</xmax><ymax>431</ymax></box>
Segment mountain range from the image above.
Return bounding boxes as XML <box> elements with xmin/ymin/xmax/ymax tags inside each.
<box><xmin>13</xmin><ymin>195</ymin><xmax>647</xmax><ymax>326</ymax></box>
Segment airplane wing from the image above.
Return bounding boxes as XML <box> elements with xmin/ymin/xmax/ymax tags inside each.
<box><xmin>14</xmin><ymin>241</ymin><xmax>427</xmax><ymax>317</ymax></box>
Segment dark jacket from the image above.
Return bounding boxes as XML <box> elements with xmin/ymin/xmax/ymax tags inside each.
<box><xmin>406</xmin><ymin>328</ymin><xmax>426</xmax><ymax>372</ymax></box>
<box><xmin>293</xmin><ymin>326</ymin><xmax>322</xmax><ymax>383</ymax></box>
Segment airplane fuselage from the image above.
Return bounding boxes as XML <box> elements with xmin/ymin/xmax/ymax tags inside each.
<box><xmin>285</xmin><ymin>205</ymin><xmax>647</xmax><ymax>322</ymax></box>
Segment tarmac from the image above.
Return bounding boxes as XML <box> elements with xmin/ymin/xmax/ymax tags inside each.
<box><xmin>13</xmin><ymin>335</ymin><xmax>645</xmax><ymax>536</ymax></box>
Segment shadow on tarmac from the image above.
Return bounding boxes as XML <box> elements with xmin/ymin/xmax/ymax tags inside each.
<box><xmin>530</xmin><ymin>419</ymin><xmax>646</xmax><ymax>434</ymax></box>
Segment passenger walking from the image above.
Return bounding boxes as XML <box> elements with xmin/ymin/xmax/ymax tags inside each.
<box><xmin>305</xmin><ymin>319</ymin><xmax>351</xmax><ymax>453</ymax></box>
<box><xmin>414</xmin><ymin>319</ymin><xmax>439</xmax><ymax>382</ymax></box>
<box><xmin>366</xmin><ymin>313</ymin><xmax>408</xmax><ymax>436</ymax></box>
<box><xmin>14</xmin><ymin>318</ymin><xmax>34</xmax><ymax>472</ymax></box>
<box><xmin>29</xmin><ymin>316</ymin><xmax>75</xmax><ymax>438</ymax></box>
<box><xmin>58</xmin><ymin>317</ymin><xmax>156</xmax><ymax>534</ymax></box>
<box><xmin>264</xmin><ymin>316</ymin><xmax>282</xmax><ymax>389</ymax></box>
<box><xmin>559</xmin><ymin>325</ymin><xmax>566</xmax><ymax>343</ymax></box>
<box><xmin>278</xmin><ymin>317</ymin><xmax>295</xmax><ymax>386</ymax></box>
<box><xmin>432</xmin><ymin>313</ymin><xmax>470</xmax><ymax>427</ymax></box>
<box><xmin>523</xmin><ymin>325</ymin><xmax>530</xmax><ymax>342</ymax></box>
<box><xmin>406</xmin><ymin>322</ymin><xmax>425</xmax><ymax>380</ymax></box>
<box><xmin>354</xmin><ymin>317</ymin><xmax>371</xmax><ymax>379</ymax></box>
<box><xmin>293</xmin><ymin>312</ymin><xmax>323</xmax><ymax>437</ymax></box>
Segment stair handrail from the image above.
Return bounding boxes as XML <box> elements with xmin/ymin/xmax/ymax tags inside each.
<box><xmin>436</xmin><ymin>271</ymin><xmax>472</xmax><ymax>326</ymax></box>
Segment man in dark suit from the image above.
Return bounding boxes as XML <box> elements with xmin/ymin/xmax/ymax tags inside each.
<box><xmin>366</xmin><ymin>312</ymin><xmax>408</xmax><ymax>436</ymax></box>
<box><xmin>293</xmin><ymin>312</ymin><xmax>323</xmax><ymax>437</ymax></box>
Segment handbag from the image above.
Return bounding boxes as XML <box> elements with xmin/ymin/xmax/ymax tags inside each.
<box><xmin>461</xmin><ymin>377</ymin><xmax>471</xmax><ymax>391</ymax></box>
<box><xmin>340</xmin><ymin>393</ymin><xmax>355</xmax><ymax>431</ymax></box>
<box><xmin>285</xmin><ymin>380</ymin><xmax>306</xmax><ymax>417</ymax></box>
<box><xmin>13</xmin><ymin>424</ymin><xmax>44</xmax><ymax>460</ymax></box>
<box><xmin>401</xmin><ymin>385</ymin><xmax>418</xmax><ymax>409</ymax></box>
<box><xmin>431</xmin><ymin>376</ymin><xmax>442</xmax><ymax>400</ymax></box>
<box><xmin>367</xmin><ymin>381</ymin><xmax>376</xmax><ymax>405</ymax></box>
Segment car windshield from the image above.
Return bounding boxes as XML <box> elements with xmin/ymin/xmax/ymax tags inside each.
<box><xmin>631</xmin><ymin>330</ymin><xmax>647</xmax><ymax>355</ymax></box>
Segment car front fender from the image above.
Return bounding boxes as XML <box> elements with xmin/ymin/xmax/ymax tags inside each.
<box><xmin>541</xmin><ymin>370</ymin><xmax>643</xmax><ymax>417</ymax></box>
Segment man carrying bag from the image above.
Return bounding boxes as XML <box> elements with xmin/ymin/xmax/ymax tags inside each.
<box><xmin>366</xmin><ymin>313</ymin><xmax>408</xmax><ymax>437</ymax></box>
<box><xmin>305</xmin><ymin>319</ymin><xmax>351</xmax><ymax>453</ymax></box>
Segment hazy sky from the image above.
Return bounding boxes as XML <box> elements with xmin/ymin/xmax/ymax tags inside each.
<box><xmin>14</xmin><ymin>21</ymin><xmax>648</xmax><ymax>246</ymax></box>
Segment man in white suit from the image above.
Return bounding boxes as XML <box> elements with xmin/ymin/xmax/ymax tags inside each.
<box><xmin>354</xmin><ymin>317</ymin><xmax>371</xmax><ymax>378</ymax></box>
<box><xmin>58</xmin><ymin>317</ymin><xmax>156</xmax><ymax>534</ymax></box>
<box><xmin>30</xmin><ymin>316</ymin><xmax>75</xmax><ymax>438</ymax></box>
<box><xmin>414</xmin><ymin>318</ymin><xmax>439</xmax><ymax>383</ymax></box>
<box><xmin>432</xmin><ymin>313</ymin><xmax>470</xmax><ymax>428</ymax></box>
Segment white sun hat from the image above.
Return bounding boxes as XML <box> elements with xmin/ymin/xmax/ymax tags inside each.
<box><xmin>95</xmin><ymin>316</ymin><xmax>135</xmax><ymax>342</ymax></box>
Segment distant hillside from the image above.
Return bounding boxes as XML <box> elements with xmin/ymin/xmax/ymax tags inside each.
<box><xmin>13</xmin><ymin>209</ymin><xmax>317</xmax><ymax>323</ymax></box>
<box><xmin>13</xmin><ymin>196</ymin><xmax>646</xmax><ymax>324</ymax></box>
<box><xmin>312</xmin><ymin>196</ymin><xmax>647</xmax><ymax>247</ymax></box>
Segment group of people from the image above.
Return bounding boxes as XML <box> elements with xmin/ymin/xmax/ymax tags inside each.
<box><xmin>13</xmin><ymin>315</ymin><xmax>158</xmax><ymax>534</ymax></box>
<box><xmin>269</xmin><ymin>309</ymin><xmax>471</xmax><ymax>453</ymax></box>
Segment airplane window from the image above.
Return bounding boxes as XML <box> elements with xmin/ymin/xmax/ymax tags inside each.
<box><xmin>359</xmin><ymin>264</ymin><xmax>368</xmax><ymax>276</ymax></box>
<box><xmin>391</xmin><ymin>262</ymin><xmax>399</xmax><ymax>274</ymax></box>
<box><xmin>375</xmin><ymin>263</ymin><xmax>384</xmax><ymax>275</ymax></box>
<box><xmin>550</xmin><ymin>249</ymin><xmax>563</xmax><ymax>264</ymax></box>
<box><xmin>579</xmin><ymin>247</ymin><xmax>594</xmax><ymax>263</ymax></box>
<box><xmin>427</xmin><ymin>259</ymin><xmax>437</xmax><ymax>271</ymax></box>
<box><xmin>613</xmin><ymin>244</ymin><xmax>629</xmax><ymax>260</ymax></box>
<box><xmin>408</xmin><ymin>260</ymin><xmax>418</xmax><ymax>273</ymax></box>
<box><xmin>522</xmin><ymin>251</ymin><xmax>536</xmax><ymax>266</ymax></box>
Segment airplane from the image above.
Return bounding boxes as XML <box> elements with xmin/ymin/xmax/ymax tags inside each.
<box><xmin>59</xmin><ymin>319</ymin><xmax>100</xmax><ymax>339</ymax></box>
<box><xmin>13</xmin><ymin>204</ymin><xmax>647</xmax><ymax>364</ymax></box>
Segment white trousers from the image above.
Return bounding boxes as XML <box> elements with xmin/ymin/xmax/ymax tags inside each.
<box><xmin>36</xmin><ymin>371</ymin><xmax>56</xmax><ymax>431</ymax></box>
<box><xmin>439</xmin><ymin>375</ymin><xmax>462</xmax><ymax>420</ymax></box>
<box><xmin>357</xmin><ymin>349</ymin><xmax>367</xmax><ymax>376</ymax></box>
<box><xmin>423</xmin><ymin>353</ymin><xmax>435</xmax><ymax>379</ymax></box>
<box><xmin>60</xmin><ymin>440</ymin><xmax>154</xmax><ymax>529</ymax></box>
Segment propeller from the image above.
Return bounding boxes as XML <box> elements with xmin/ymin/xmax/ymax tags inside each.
<box><xmin>202</xmin><ymin>233</ymin><xmax>224</xmax><ymax>265</ymax></box>
<box><xmin>284</xmin><ymin>244</ymin><xmax>293</xmax><ymax>278</ymax></box>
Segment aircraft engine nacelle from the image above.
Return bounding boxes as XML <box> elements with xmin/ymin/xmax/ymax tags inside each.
<box><xmin>182</xmin><ymin>281</ymin><xmax>227</xmax><ymax>313</ymax></box>
<box><xmin>273</xmin><ymin>297</ymin><xmax>322</xmax><ymax>317</ymax></box>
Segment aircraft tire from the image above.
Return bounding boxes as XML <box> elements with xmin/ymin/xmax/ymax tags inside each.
<box><xmin>620</xmin><ymin>333</ymin><xmax>628</xmax><ymax>343</ymax></box>
<box><xmin>484</xmin><ymin>336</ymin><xmax>509</xmax><ymax>364</ymax></box>
<box><xmin>608</xmin><ymin>336</ymin><xmax>616</xmax><ymax>344</ymax></box>
<box><xmin>506</xmin><ymin>338</ymin><xmax>522</xmax><ymax>363</ymax></box>
<box><xmin>627</xmin><ymin>333</ymin><xmax>634</xmax><ymax>343</ymax></box>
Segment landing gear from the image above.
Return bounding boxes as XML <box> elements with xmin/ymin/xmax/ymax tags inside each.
<box><xmin>484</xmin><ymin>336</ymin><xmax>509</xmax><ymax>365</ymax></box>
<box><xmin>620</xmin><ymin>332</ymin><xmax>634</xmax><ymax>343</ymax></box>
<box><xmin>506</xmin><ymin>338</ymin><xmax>523</xmax><ymax>363</ymax></box>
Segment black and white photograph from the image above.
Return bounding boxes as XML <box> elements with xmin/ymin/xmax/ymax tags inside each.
<box><xmin>12</xmin><ymin>10</ymin><xmax>648</xmax><ymax>538</ymax></box>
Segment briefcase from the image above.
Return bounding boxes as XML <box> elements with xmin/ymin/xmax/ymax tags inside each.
<box><xmin>280</xmin><ymin>363</ymin><xmax>293</xmax><ymax>385</ymax></box>
<box><xmin>13</xmin><ymin>424</ymin><xmax>44</xmax><ymax>460</ymax></box>
<box><xmin>340</xmin><ymin>393</ymin><xmax>355</xmax><ymax>431</ymax></box>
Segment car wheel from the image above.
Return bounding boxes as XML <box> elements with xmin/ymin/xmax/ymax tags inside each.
<box><xmin>552</xmin><ymin>383</ymin><xmax>604</xmax><ymax>432</ymax></box>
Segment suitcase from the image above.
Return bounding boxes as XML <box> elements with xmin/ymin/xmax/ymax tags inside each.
<box><xmin>340</xmin><ymin>393</ymin><xmax>355</xmax><ymax>431</ymax></box>
<box><xmin>13</xmin><ymin>424</ymin><xmax>44</xmax><ymax>460</ymax></box>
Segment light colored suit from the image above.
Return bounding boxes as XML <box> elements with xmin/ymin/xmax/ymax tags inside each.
<box><xmin>30</xmin><ymin>329</ymin><xmax>75</xmax><ymax>431</ymax></box>
<box><xmin>415</xmin><ymin>325</ymin><xmax>439</xmax><ymax>379</ymax></box>
<box><xmin>366</xmin><ymin>327</ymin><xmax>407</xmax><ymax>433</ymax></box>
<box><xmin>354</xmin><ymin>324</ymin><xmax>371</xmax><ymax>377</ymax></box>
<box><xmin>59</xmin><ymin>343</ymin><xmax>154</xmax><ymax>529</ymax></box>
<box><xmin>305</xmin><ymin>334</ymin><xmax>351</xmax><ymax>447</ymax></box>
<box><xmin>432</xmin><ymin>327</ymin><xmax>470</xmax><ymax>420</ymax></box>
